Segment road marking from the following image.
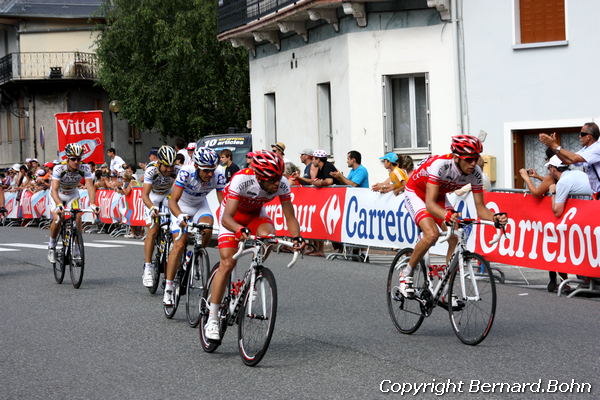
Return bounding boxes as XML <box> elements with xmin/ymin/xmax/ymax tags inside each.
<box><xmin>0</xmin><ymin>247</ymin><xmax>19</xmax><ymax>252</ymax></box>
<box><xmin>84</xmin><ymin>243</ymin><xmax>124</xmax><ymax>248</ymax></box>
<box><xmin>94</xmin><ymin>240</ymin><xmax>145</xmax><ymax>246</ymax></box>
<box><xmin>2</xmin><ymin>243</ymin><xmax>48</xmax><ymax>249</ymax></box>
<box><xmin>518</xmin><ymin>293</ymin><xmax>529</xmax><ymax>296</ymax></box>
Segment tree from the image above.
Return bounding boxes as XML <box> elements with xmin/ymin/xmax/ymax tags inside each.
<box><xmin>96</xmin><ymin>0</ymin><xmax>250</xmax><ymax>140</ymax></box>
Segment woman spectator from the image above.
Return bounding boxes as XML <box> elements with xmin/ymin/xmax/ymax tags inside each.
<box><xmin>284</xmin><ymin>162</ymin><xmax>300</xmax><ymax>185</ymax></box>
<box><xmin>371</xmin><ymin>152</ymin><xmax>409</xmax><ymax>195</ymax></box>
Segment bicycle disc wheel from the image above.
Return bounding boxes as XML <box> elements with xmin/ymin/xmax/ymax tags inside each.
<box><xmin>238</xmin><ymin>266</ymin><xmax>277</xmax><ymax>367</ymax></box>
<box><xmin>186</xmin><ymin>249</ymin><xmax>209</xmax><ymax>327</ymax></box>
<box><xmin>386</xmin><ymin>248</ymin><xmax>427</xmax><ymax>334</ymax></box>
<box><xmin>448</xmin><ymin>252</ymin><xmax>496</xmax><ymax>345</ymax></box>
<box><xmin>69</xmin><ymin>229</ymin><xmax>86</xmax><ymax>289</ymax></box>
<box><xmin>199</xmin><ymin>263</ymin><xmax>227</xmax><ymax>353</ymax></box>
<box><xmin>52</xmin><ymin>230</ymin><xmax>66</xmax><ymax>284</ymax></box>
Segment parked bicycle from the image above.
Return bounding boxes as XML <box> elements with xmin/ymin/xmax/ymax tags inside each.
<box><xmin>386</xmin><ymin>218</ymin><xmax>506</xmax><ymax>345</ymax></box>
<box><xmin>52</xmin><ymin>207</ymin><xmax>96</xmax><ymax>289</ymax></box>
<box><xmin>163</xmin><ymin>222</ymin><xmax>212</xmax><ymax>327</ymax></box>
<box><xmin>198</xmin><ymin>235</ymin><xmax>300</xmax><ymax>366</ymax></box>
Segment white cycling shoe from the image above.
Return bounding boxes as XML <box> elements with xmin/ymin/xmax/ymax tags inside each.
<box><xmin>142</xmin><ymin>266</ymin><xmax>155</xmax><ymax>288</ymax></box>
<box><xmin>47</xmin><ymin>247</ymin><xmax>56</xmax><ymax>263</ymax></box>
<box><xmin>163</xmin><ymin>289</ymin><xmax>174</xmax><ymax>306</ymax></box>
<box><xmin>398</xmin><ymin>275</ymin><xmax>414</xmax><ymax>298</ymax></box>
<box><xmin>205</xmin><ymin>319</ymin><xmax>220</xmax><ymax>341</ymax></box>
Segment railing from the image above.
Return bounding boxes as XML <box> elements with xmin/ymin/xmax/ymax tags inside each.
<box><xmin>218</xmin><ymin>0</ymin><xmax>302</xmax><ymax>33</ymax></box>
<box><xmin>0</xmin><ymin>52</ymin><xmax>98</xmax><ymax>84</ymax></box>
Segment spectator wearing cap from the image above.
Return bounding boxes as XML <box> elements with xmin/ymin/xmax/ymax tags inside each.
<box><xmin>219</xmin><ymin>149</ymin><xmax>240</xmax><ymax>183</ymax></box>
<box><xmin>544</xmin><ymin>155</ymin><xmax>592</xmax><ymax>292</ymax></box>
<box><xmin>539</xmin><ymin>122</ymin><xmax>600</xmax><ymax>199</ymax></box>
<box><xmin>6</xmin><ymin>164</ymin><xmax>20</xmax><ymax>189</ymax></box>
<box><xmin>107</xmin><ymin>148</ymin><xmax>126</xmax><ymax>174</ymax></box>
<box><xmin>519</xmin><ymin>148</ymin><xmax>557</xmax><ymax>198</ymax></box>
<box><xmin>330</xmin><ymin>150</ymin><xmax>369</xmax><ymax>188</ymax></box>
<box><xmin>271</xmin><ymin>142</ymin><xmax>291</xmax><ymax>163</ymax></box>
<box><xmin>244</xmin><ymin>152</ymin><xmax>253</xmax><ymax>168</ymax></box>
<box><xmin>185</xmin><ymin>142</ymin><xmax>197</xmax><ymax>166</ymax></box>
<box><xmin>139</xmin><ymin>148</ymin><xmax>159</xmax><ymax>170</ymax></box>
<box><xmin>34</xmin><ymin>168</ymin><xmax>50</xmax><ymax>190</ymax></box>
<box><xmin>372</xmin><ymin>152</ymin><xmax>408</xmax><ymax>194</ymax></box>
<box><xmin>294</xmin><ymin>150</ymin><xmax>341</xmax><ymax>187</ymax></box>
<box><xmin>299</xmin><ymin>148</ymin><xmax>318</xmax><ymax>184</ymax></box>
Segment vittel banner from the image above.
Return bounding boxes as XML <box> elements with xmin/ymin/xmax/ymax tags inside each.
<box><xmin>55</xmin><ymin>110</ymin><xmax>105</xmax><ymax>164</ymax></box>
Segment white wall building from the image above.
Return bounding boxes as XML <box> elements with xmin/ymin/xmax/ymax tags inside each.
<box><xmin>219</xmin><ymin>0</ymin><xmax>462</xmax><ymax>182</ymax></box>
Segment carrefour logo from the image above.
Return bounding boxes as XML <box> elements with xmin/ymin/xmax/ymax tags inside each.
<box><xmin>319</xmin><ymin>194</ymin><xmax>342</xmax><ymax>235</ymax></box>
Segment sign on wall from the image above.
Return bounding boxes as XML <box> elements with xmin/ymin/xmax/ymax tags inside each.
<box><xmin>55</xmin><ymin>110</ymin><xmax>104</xmax><ymax>164</ymax></box>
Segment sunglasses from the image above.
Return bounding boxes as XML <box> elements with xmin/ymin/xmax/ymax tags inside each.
<box><xmin>68</xmin><ymin>157</ymin><xmax>82</xmax><ymax>162</ymax></box>
<box><xmin>199</xmin><ymin>168</ymin><xmax>215</xmax><ymax>173</ymax></box>
<box><xmin>579</xmin><ymin>131</ymin><xmax>591</xmax><ymax>137</ymax></box>
<box><xmin>462</xmin><ymin>156</ymin><xmax>479</xmax><ymax>163</ymax></box>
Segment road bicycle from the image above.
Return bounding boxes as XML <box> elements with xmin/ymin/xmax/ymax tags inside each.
<box><xmin>198</xmin><ymin>236</ymin><xmax>299</xmax><ymax>366</ymax></box>
<box><xmin>163</xmin><ymin>222</ymin><xmax>212</xmax><ymax>326</ymax></box>
<box><xmin>147</xmin><ymin>212</ymin><xmax>172</xmax><ymax>295</ymax></box>
<box><xmin>386</xmin><ymin>218</ymin><xmax>506</xmax><ymax>345</ymax></box>
<box><xmin>52</xmin><ymin>207</ymin><xmax>96</xmax><ymax>289</ymax></box>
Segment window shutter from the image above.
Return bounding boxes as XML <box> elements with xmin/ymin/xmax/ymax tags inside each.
<box><xmin>520</xmin><ymin>0</ymin><xmax>565</xmax><ymax>44</ymax></box>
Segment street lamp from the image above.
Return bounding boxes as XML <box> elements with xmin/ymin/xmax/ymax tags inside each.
<box><xmin>109</xmin><ymin>100</ymin><xmax>120</xmax><ymax>148</ymax></box>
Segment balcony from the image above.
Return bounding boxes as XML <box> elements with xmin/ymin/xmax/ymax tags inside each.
<box><xmin>218</xmin><ymin>0</ymin><xmax>301</xmax><ymax>34</ymax></box>
<box><xmin>0</xmin><ymin>52</ymin><xmax>98</xmax><ymax>85</ymax></box>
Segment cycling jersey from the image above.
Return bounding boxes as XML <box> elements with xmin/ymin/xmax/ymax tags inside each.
<box><xmin>174</xmin><ymin>165</ymin><xmax>225</xmax><ymax>208</ymax></box>
<box><xmin>406</xmin><ymin>154</ymin><xmax>483</xmax><ymax>200</ymax></box>
<box><xmin>143</xmin><ymin>162</ymin><xmax>178</xmax><ymax>195</ymax></box>
<box><xmin>51</xmin><ymin>163</ymin><xmax>92</xmax><ymax>196</ymax></box>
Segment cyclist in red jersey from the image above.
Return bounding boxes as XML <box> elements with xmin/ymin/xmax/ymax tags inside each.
<box><xmin>399</xmin><ymin>135</ymin><xmax>508</xmax><ymax>297</ymax></box>
<box><xmin>204</xmin><ymin>150</ymin><xmax>305</xmax><ymax>341</ymax></box>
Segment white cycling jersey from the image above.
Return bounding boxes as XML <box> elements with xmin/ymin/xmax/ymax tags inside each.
<box><xmin>174</xmin><ymin>165</ymin><xmax>225</xmax><ymax>208</ymax></box>
<box><xmin>51</xmin><ymin>163</ymin><xmax>92</xmax><ymax>196</ymax></box>
<box><xmin>143</xmin><ymin>162</ymin><xmax>178</xmax><ymax>195</ymax></box>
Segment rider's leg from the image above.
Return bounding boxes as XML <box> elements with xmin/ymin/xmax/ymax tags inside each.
<box><xmin>144</xmin><ymin>222</ymin><xmax>158</xmax><ymax>263</ymax></box>
<box><xmin>407</xmin><ymin>217</ymin><xmax>440</xmax><ymax>274</ymax></box>
<box><xmin>205</xmin><ymin>246</ymin><xmax>237</xmax><ymax>339</ymax></box>
<box><xmin>198</xmin><ymin>215</ymin><xmax>213</xmax><ymax>248</ymax></box>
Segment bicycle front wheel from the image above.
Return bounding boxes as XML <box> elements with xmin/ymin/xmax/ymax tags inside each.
<box><xmin>53</xmin><ymin>230</ymin><xmax>66</xmax><ymax>284</ymax></box>
<box><xmin>448</xmin><ymin>252</ymin><xmax>496</xmax><ymax>345</ymax></box>
<box><xmin>386</xmin><ymin>248</ymin><xmax>427</xmax><ymax>334</ymax></box>
<box><xmin>238</xmin><ymin>266</ymin><xmax>277</xmax><ymax>367</ymax></box>
<box><xmin>69</xmin><ymin>230</ymin><xmax>85</xmax><ymax>289</ymax></box>
<box><xmin>148</xmin><ymin>232</ymin><xmax>166</xmax><ymax>295</ymax></box>
<box><xmin>186</xmin><ymin>248</ymin><xmax>210</xmax><ymax>327</ymax></box>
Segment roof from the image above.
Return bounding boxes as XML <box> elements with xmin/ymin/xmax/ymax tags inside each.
<box><xmin>0</xmin><ymin>0</ymin><xmax>103</xmax><ymax>18</ymax></box>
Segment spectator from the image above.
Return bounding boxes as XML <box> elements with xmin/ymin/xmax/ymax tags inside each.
<box><xmin>519</xmin><ymin>148</ymin><xmax>556</xmax><ymax>197</ymax></box>
<box><xmin>298</xmin><ymin>148</ymin><xmax>318</xmax><ymax>184</ymax></box>
<box><xmin>294</xmin><ymin>150</ymin><xmax>341</xmax><ymax>187</ymax></box>
<box><xmin>185</xmin><ymin>142</ymin><xmax>196</xmax><ymax>166</ymax></box>
<box><xmin>174</xmin><ymin>153</ymin><xmax>185</xmax><ymax>166</ymax></box>
<box><xmin>244</xmin><ymin>151</ymin><xmax>253</xmax><ymax>168</ymax></box>
<box><xmin>107</xmin><ymin>147</ymin><xmax>125</xmax><ymax>174</ymax></box>
<box><xmin>138</xmin><ymin>148</ymin><xmax>159</xmax><ymax>170</ymax></box>
<box><xmin>174</xmin><ymin>137</ymin><xmax>189</xmax><ymax>164</ymax></box>
<box><xmin>401</xmin><ymin>155</ymin><xmax>414</xmax><ymax>174</ymax></box>
<box><xmin>539</xmin><ymin>122</ymin><xmax>600</xmax><ymax>199</ymax></box>
<box><xmin>6</xmin><ymin>164</ymin><xmax>19</xmax><ymax>189</ymax></box>
<box><xmin>284</xmin><ymin>162</ymin><xmax>300</xmax><ymax>185</ymax></box>
<box><xmin>34</xmin><ymin>168</ymin><xmax>50</xmax><ymax>190</ymax></box>
<box><xmin>271</xmin><ymin>142</ymin><xmax>291</xmax><ymax>163</ymax></box>
<box><xmin>16</xmin><ymin>165</ymin><xmax>31</xmax><ymax>190</ymax></box>
<box><xmin>330</xmin><ymin>150</ymin><xmax>369</xmax><ymax>188</ymax></box>
<box><xmin>544</xmin><ymin>155</ymin><xmax>592</xmax><ymax>292</ymax></box>
<box><xmin>219</xmin><ymin>149</ymin><xmax>240</xmax><ymax>183</ymax></box>
<box><xmin>372</xmin><ymin>152</ymin><xmax>408</xmax><ymax>194</ymax></box>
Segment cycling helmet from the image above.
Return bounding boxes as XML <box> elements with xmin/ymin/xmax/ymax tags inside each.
<box><xmin>157</xmin><ymin>145</ymin><xmax>176</xmax><ymax>166</ymax></box>
<box><xmin>251</xmin><ymin>150</ymin><xmax>285</xmax><ymax>180</ymax></box>
<box><xmin>450</xmin><ymin>135</ymin><xmax>483</xmax><ymax>158</ymax></box>
<box><xmin>65</xmin><ymin>143</ymin><xmax>84</xmax><ymax>157</ymax></box>
<box><xmin>193</xmin><ymin>147</ymin><xmax>218</xmax><ymax>169</ymax></box>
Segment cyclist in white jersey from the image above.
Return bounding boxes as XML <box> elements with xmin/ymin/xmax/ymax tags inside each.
<box><xmin>163</xmin><ymin>147</ymin><xmax>226</xmax><ymax>306</ymax></box>
<box><xmin>141</xmin><ymin>145</ymin><xmax>178</xmax><ymax>287</ymax></box>
<box><xmin>47</xmin><ymin>143</ymin><xmax>98</xmax><ymax>263</ymax></box>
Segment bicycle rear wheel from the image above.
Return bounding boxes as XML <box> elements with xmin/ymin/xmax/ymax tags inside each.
<box><xmin>69</xmin><ymin>229</ymin><xmax>85</xmax><ymax>289</ymax></box>
<box><xmin>386</xmin><ymin>248</ymin><xmax>427</xmax><ymax>334</ymax></box>
<box><xmin>448</xmin><ymin>252</ymin><xmax>496</xmax><ymax>345</ymax></box>
<box><xmin>148</xmin><ymin>231</ymin><xmax>166</xmax><ymax>295</ymax></box>
<box><xmin>186</xmin><ymin>248</ymin><xmax>209</xmax><ymax>327</ymax></box>
<box><xmin>52</xmin><ymin>230</ymin><xmax>66</xmax><ymax>284</ymax></box>
<box><xmin>199</xmin><ymin>263</ymin><xmax>228</xmax><ymax>352</ymax></box>
<box><xmin>238</xmin><ymin>266</ymin><xmax>277</xmax><ymax>367</ymax></box>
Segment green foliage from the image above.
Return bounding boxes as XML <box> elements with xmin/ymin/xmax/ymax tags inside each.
<box><xmin>96</xmin><ymin>0</ymin><xmax>250</xmax><ymax>140</ymax></box>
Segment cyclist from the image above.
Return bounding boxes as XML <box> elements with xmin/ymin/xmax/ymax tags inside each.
<box><xmin>141</xmin><ymin>145</ymin><xmax>178</xmax><ymax>288</ymax></box>
<box><xmin>47</xmin><ymin>143</ymin><xmax>98</xmax><ymax>263</ymax></box>
<box><xmin>400</xmin><ymin>135</ymin><xmax>508</xmax><ymax>297</ymax></box>
<box><xmin>163</xmin><ymin>147</ymin><xmax>225</xmax><ymax>306</ymax></box>
<box><xmin>204</xmin><ymin>150</ymin><xmax>305</xmax><ymax>341</ymax></box>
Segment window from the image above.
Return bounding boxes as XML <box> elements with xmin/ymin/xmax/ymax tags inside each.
<box><xmin>264</xmin><ymin>93</ymin><xmax>277</xmax><ymax>145</ymax></box>
<box><xmin>517</xmin><ymin>0</ymin><xmax>566</xmax><ymax>44</ymax></box>
<box><xmin>317</xmin><ymin>82</ymin><xmax>332</xmax><ymax>155</ymax></box>
<box><xmin>383</xmin><ymin>73</ymin><xmax>430</xmax><ymax>152</ymax></box>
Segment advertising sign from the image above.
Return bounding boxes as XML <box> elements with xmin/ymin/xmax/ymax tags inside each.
<box><xmin>55</xmin><ymin>110</ymin><xmax>104</xmax><ymax>164</ymax></box>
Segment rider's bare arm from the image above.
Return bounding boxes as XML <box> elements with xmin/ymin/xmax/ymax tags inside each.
<box><xmin>142</xmin><ymin>183</ymin><xmax>154</xmax><ymax>210</ymax></box>
<box><xmin>168</xmin><ymin>185</ymin><xmax>185</xmax><ymax>218</ymax></box>
<box><xmin>424</xmin><ymin>182</ymin><xmax>446</xmax><ymax>220</ymax></box>
<box><xmin>50</xmin><ymin>179</ymin><xmax>62</xmax><ymax>207</ymax></box>
<box><xmin>221</xmin><ymin>197</ymin><xmax>243</xmax><ymax>234</ymax></box>
<box><xmin>281</xmin><ymin>199</ymin><xmax>300</xmax><ymax>237</ymax></box>
<box><xmin>84</xmin><ymin>178</ymin><xmax>96</xmax><ymax>207</ymax></box>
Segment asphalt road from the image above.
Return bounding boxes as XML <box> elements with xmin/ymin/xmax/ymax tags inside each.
<box><xmin>0</xmin><ymin>226</ymin><xmax>598</xmax><ymax>400</ymax></box>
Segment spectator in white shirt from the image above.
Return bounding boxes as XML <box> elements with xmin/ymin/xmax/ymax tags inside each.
<box><xmin>174</xmin><ymin>137</ymin><xmax>190</xmax><ymax>165</ymax></box>
<box><xmin>185</xmin><ymin>142</ymin><xmax>196</xmax><ymax>166</ymax></box>
<box><xmin>107</xmin><ymin>147</ymin><xmax>125</xmax><ymax>174</ymax></box>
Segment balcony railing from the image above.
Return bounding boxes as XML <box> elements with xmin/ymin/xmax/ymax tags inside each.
<box><xmin>218</xmin><ymin>0</ymin><xmax>301</xmax><ymax>33</ymax></box>
<box><xmin>0</xmin><ymin>52</ymin><xmax>98</xmax><ymax>85</ymax></box>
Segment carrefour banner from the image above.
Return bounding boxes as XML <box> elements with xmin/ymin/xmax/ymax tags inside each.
<box><xmin>475</xmin><ymin>192</ymin><xmax>600</xmax><ymax>278</ymax></box>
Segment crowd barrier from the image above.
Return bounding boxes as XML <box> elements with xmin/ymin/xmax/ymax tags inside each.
<box><xmin>3</xmin><ymin>186</ymin><xmax>600</xmax><ymax>278</ymax></box>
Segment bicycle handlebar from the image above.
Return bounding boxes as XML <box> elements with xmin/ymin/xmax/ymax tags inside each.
<box><xmin>175</xmin><ymin>222</ymin><xmax>212</xmax><ymax>241</ymax></box>
<box><xmin>438</xmin><ymin>218</ymin><xmax>509</xmax><ymax>246</ymax></box>
<box><xmin>233</xmin><ymin>235</ymin><xmax>300</xmax><ymax>268</ymax></box>
<box><xmin>54</xmin><ymin>208</ymin><xmax>97</xmax><ymax>224</ymax></box>
<box><xmin>148</xmin><ymin>212</ymin><xmax>171</xmax><ymax>229</ymax></box>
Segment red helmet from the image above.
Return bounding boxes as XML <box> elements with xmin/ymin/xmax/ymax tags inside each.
<box><xmin>251</xmin><ymin>150</ymin><xmax>285</xmax><ymax>180</ymax></box>
<box><xmin>451</xmin><ymin>135</ymin><xmax>483</xmax><ymax>158</ymax></box>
